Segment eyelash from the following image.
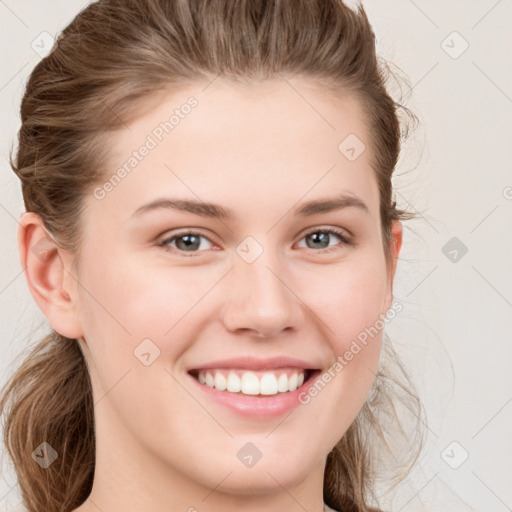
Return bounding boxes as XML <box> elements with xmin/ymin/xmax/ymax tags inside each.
<box><xmin>157</xmin><ymin>227</ymin><xmax>352</xmax><ymax>256</ymax></box>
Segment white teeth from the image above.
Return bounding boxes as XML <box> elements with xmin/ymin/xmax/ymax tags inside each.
<box><xmin>241</xmin><ymin>372</ymin><xmax>260</xmax><ymax>395</ymax></box>
<box><xmin>277</xmin><ymin>373</ymin><xmax>288</xmax><ymax>392</ymax></box>
<box><xmin>196</xmin><ymin>369</ymin><xmax>308</xmax><ymax>395</ymax></box>
<box><xmin>259</xmin><ymin>373</ymin><xmax>278</xmax><ymax>395</ymax></box>
<box><xmin>214</xmin><ymin>372</ymin><xmax>227</xmax><ymax>391</ymax></box>
<box><xmin>227</xmin><ymin>373</ymin><xmax>241</xmax><ymax>392</ymax></box>
<box><xmin>288</xmin><ymin>373</ymin><xmax>298</xmax><ymax>391</ymax></box>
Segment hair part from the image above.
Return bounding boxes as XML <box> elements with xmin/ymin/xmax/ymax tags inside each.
<box><xmin>1</xmin><ymin>1</ymin><xmax>425</xmax><ymax>511</ymax></box>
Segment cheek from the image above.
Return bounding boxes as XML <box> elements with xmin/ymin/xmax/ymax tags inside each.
<box><xmin>76</xmin><ymin>252</ymin><xmax>200</xmax><ymax>428</ymax></box>
<box><xmin>292</xmin><ymin>257</ymin><xmax>387</xmax><ymax>443</ymax></box>
<box><xmin>77</xmin><ymin>249</ymin><xmax>218</xmax><ymax>357</ymax></box>
<box><xmin>301</xmin><ymin>253</ymin><xmax>387</xmax><ymax>392</ymax></box>
<box><xmin>300</xmin><ymin>252</ymin><xmax>389</xmax><ymax>347</ymax></box>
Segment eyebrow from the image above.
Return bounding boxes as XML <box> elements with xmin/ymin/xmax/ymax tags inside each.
<box><xmin>130</xmin><ymin>194</ymin><xmax>370</xmax><ymax>220</ymax></box>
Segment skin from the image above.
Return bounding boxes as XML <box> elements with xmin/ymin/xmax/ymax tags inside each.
<box><xmin>19</xmin><ymin>77</ymin><xmax>402</xmax><ymax>512</ymax></box>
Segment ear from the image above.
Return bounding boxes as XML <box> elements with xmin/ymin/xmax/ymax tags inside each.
<box><xmin>382</xmin><ymin>220</ymin><xmax>403</xmax><ymax>313</ymax></box>
<box><xmin>18</xmin><ymin>212</ymin><xmax>84</xmax><ymax>339</ymax></box>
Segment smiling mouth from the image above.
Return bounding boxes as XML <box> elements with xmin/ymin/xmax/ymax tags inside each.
<box><xmin>188</xmin><ymin>368</ymin><xmax>320</xmax><ymax>396</ymax></box>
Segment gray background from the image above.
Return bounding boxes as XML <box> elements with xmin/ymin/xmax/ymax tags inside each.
<box><xmin>1</xmin><ymin>1</ymin><xmax>511</xmax><ymax>510</ymax></box>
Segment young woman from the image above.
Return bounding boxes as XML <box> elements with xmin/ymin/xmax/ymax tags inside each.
<box><xmin>1</xmin><ymin>1</ymin><xmax>425</xmax><ymax>511</ymax></box>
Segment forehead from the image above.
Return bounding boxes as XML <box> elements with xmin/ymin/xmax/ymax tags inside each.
<box><xmin>93</xmin><ymin>77</ymin><xmax>379</xmax><ymax>223</ymax></box>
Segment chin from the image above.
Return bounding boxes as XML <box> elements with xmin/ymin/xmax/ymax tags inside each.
<box><xmin>206</xmin><ymin>467</ymin><xmax>311</xmax><ymax>496</ymax></box>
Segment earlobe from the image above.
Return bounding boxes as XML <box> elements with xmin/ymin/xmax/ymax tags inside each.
<box><xmin>389</xmin><ymin>220</ymin><xmax>403</xmax><ymax>262</ymax></box>
<box><xmin>18</xmin><ymin>212</ymin><xmax>83</xmax><ymax>339</ymax></box>
<box><xmin>383</xmin><ymin>220</ymin><xmax>403</xmax><ymax>312</ymax></box>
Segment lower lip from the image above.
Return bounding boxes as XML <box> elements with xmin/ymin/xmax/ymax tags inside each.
<box><xmin>186</xmin><ymin>370</ymin><xmax>322</xmax><ymax>419</ymax></box>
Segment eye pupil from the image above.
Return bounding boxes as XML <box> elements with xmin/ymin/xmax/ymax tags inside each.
<box><xmin>307</xmin><ymin>232</ymin><xmax>330</xmax><ymax>249</ymax></box>
<box><xmin>176</xmin><ymin>234</ymin><xmax>201</xmax><ymax>251</ymax></box>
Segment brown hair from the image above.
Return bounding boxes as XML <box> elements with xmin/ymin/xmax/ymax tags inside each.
<box><xmin>1</xmin><ymin>1</ymin><xmax>425</xmax><ymax>511</ymax></box>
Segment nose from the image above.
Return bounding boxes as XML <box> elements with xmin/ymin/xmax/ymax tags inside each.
<box><xmin>221</xmin><ymin>250</ymin><xmax>304</xmax><ymax>339</ymax></box>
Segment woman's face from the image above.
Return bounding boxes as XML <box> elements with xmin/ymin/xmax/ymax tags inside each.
<box><xmin>64</xmin><ymin>78</ymin><xmax>401</xmax><ymax>505</ymax></box>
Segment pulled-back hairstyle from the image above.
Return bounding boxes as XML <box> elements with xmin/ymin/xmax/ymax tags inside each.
<box><xmin>1</xmin><ymin>1</ymin><xmax>426</xmax><ymax>511</ymax></box>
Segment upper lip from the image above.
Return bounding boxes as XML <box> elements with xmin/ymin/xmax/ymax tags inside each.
<box><xmin>188</xmin><ymin>356</ymin><xmax>321</xmax><ymax>372</ymax></box>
